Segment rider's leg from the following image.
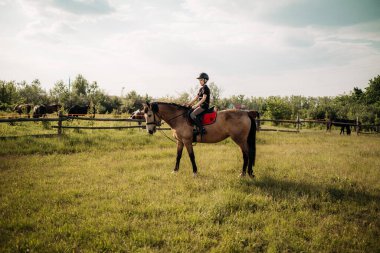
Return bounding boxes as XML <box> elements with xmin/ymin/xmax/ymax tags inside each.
<box><xmin>190</xmin><ymin>107</ymin><xmax>206</xmax><ymax>133</ymax></box>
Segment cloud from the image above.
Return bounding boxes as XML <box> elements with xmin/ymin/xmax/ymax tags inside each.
<box><xmin>1</xmin><ymin>0</ymin><xmax>379</xmax><ymax>98</ymax></box>
<box><xmin>52</xmin><ymin>0</ymin><xmax>115</xmax><ymax>15</ymax></box>
<box><xmin>266</xmin><ymin>0</ymin><xmax>380</xmax><ymax>27</ymax></box>
<box><xmin>16</xmin><ymin>0</ymin><xmax>115</xmax><ymax>27</ymax></box>
<box><xmin>19</xmin><ymin>20</ymin><xmax>77</xmax><ymax>44</ymax></box>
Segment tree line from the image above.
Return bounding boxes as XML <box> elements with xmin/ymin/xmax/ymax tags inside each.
<box><xmin>1</xmin><ymin>74</ymin><xmax>379</xmax><ymax>124</ymax></box>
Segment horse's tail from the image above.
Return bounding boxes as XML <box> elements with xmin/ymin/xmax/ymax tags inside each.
<box><xmin>247</xmin><ymin>111</ymin><xmax>257</xmax><ymax>169</ymax></box>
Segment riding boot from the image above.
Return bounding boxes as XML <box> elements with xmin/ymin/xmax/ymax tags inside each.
<box><xmin>194</xmin><ymin>117</ymin><xmax>206</xmax><ymax>135</ymax></box>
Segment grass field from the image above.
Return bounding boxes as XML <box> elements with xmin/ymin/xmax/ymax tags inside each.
<box><xmin>0</xmin><ymin>121</ymin><xmax>379</xmax><ymax>252</ymax></box>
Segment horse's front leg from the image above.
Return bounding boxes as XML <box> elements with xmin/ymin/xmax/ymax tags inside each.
<box><xmin>174</xmin><ymin>141</ymin><xmax>184</xmax><ymax>172</ymax></box>
<box><xmin>184</xmin><ymin>141</ymin><xmax>198</xmax><ymax>176</ymax></box>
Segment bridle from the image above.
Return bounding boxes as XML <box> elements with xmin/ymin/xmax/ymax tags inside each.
<box><xmin>146</xmin><ymin>105</ymin><xmax>189</xmax><ymax>127</ymax></box>
<box><xmin>146</xmin><ymin>110</ymin><xmax>162</xmax><ymax>127</ymax></box>
<box><xmin>145</xmin><ymin>104</ymin><xmax>194</xmax><ymax>144</ymax></box>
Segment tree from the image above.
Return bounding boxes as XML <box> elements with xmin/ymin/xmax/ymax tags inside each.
<box><xmin>365</xmin><ymin>75</ymin><xmax>380</xmax><ymax>105</ymax></box>
<box><xmin>288</xmin><ymin>95</ymin><xmax>308</xmax><ymax>119</ymax></box>
<box><xmin>0</xmin><ymin>80</ymin><xmax>19</xmax><ymax>110</ymax></box>
<box><xmin>50</xmin><ymin>80</ymin><xmax>70</xmax><ymax>104</ymax></box>
<box><xmin>17</xmin><ymin>79</ymin><xmax>49</xmax><ymax>105</ymax></box>
<box><xmin>87</xmin><ymin>81</ymin><xmax>99</xmax><ymax>102</ymax></box>
<box><xmin>71</xmin><ymin>74</ymin><xmax>89</xmax><ymax>97</ymax></box>
<box><xmin>175</xmin><ymin>92</ymin><xmax>191</xmax><ymax>104</ymax></box>
<box><xmin>266</xmin><ymin>96</ymin><xmax>292</xmax><ymax>120</ymax></box>
<box><xmin>95</xmin><ymin>94</ymin><xmax>123</xmax><ymax>114</ymax></box>
<box><xmin>208</xmin><ymin>82</ymin><xmax>222</xmax><ymax>108</ymax></box>
<box><xmin>351</xmin><ymin>87</ymin><xmax>364</xmax><ymax>102</ymax></box>
<box><xmin>124</xmin><ymin>90</ymin><xmax>144</xmax><ymax>113</ymax></box>
<box><xmin>229</xmin><ymin>94</ymin><xmax>247</xmax><ymax>109</ymax></box>
<box><xmin>246</xmin><ymin>97</ymin><xmax>267</xmax><ymax>112</ymax></box>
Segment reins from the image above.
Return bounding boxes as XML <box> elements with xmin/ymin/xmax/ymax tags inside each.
<box><xmin>146</xmin><ymin>103</ymin><xmax>197</xmax><ymax>145</ymax></box>
<box><xmin>156</xmin><ymin>124</ymin><xmax>197</xmax><ymax>146</ymax></box>
<box><xmin>166</xmin><ymin>111</ymin><xmax>188</xmax><ymax>123</ymax></box>
<box><xmin>154</xmin><ymin>111</ymin><xmax>187</xmax><ymax>144</ymax></box>
<box><xmin>157</xmin><ymin>126</ymin><xmax>177</xmax><ymax>143</ymax></box>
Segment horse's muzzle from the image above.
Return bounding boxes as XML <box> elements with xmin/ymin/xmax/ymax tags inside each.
<box><xmin>148</xmin><ymin>130</ymin><xmax>154</xmax><ymax>135</ymax></box>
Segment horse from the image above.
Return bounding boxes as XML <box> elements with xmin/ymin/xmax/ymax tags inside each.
<box><xmin>327</xmin><ymin>118</ymin><xmax>358</xmax><ymax>135</ymax></box>
<box><xmin>130</xmin><ymin>109</ymin><xmax>145</xmax><ymax>126</ymax></box>
<box><xmin>32</xmin><ymin>105</ymin><xmax>47</xmax><ymax>118</ymax></box>
<box><xmin>129</xmin><ymin>109</ymin><xmax>144</xmax><ymax>119</ymax></box>
<box><xmin>143</xmin><ymin>102</ymin><xmax>257</xmax><ymax>177</ymax></box>
<box><xmin>14</xmin><ymin>104</ymin><xmax>32</xmax><ymax>118</ymax></box>
<box><xmin>45</xmin><ymin>104</ymin><xmax>62</xmax><ymax>115</ymax></box>
<box><xmin>68</xmin><ymin>105</ymin><xmax>90</xmax><ymax>117</ymax></box>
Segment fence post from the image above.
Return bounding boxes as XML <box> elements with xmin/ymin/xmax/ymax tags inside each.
<box><xmin>356</xmin><ymin>116</ymin><xmax>360</xmax><ymax>135</ymax></box>
<box><xmin>58</xmin><ymin>111</ymin><xmax>63</xmax><ymax>135</ymax></box>
<box><xmin>296</xmin><ymin>114</ymin><xmax>300</xmax><ymax>132</ymax></box>
<box><xmin>327</xmin><ymin>119</ymin><xmax>331</xmax><ymax>132</ymax></box>
<box><xmin>256</xmin><ymin>118</ymin><xmax>260</xmax><ymax>132</ymax></box>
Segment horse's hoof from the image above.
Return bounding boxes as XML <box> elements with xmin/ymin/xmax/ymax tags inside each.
<box><xmin>248</xmin><ymin>174</ymin><xmax>255</xmax><ymax>179</ymax></box>
<box><xmin>193</xmin><ymin>173</ymin><xmax>197</xmax><ymax>178</ymax></box>
<box><xmin>239</xmin><ymin>173</ymin><xmax>246</xmax><ymax>178</ymax></box>
<box><xmin>172</xmin><ymin>170</ymin><xmax>178</xmax><ymax>174</ymax></box>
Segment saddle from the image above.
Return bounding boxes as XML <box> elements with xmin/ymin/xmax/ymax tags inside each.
<box><xmin>188</xmin><ymin>106</ymin><xmax>217</xmax><ymax>126</ymax></box>
<box><xmin>188</xmin><ymin>107</ymin><xmax>217</xmax><ymax>142</ymax></box>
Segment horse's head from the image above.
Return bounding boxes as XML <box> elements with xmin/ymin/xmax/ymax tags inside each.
<box><xmin>143</xmin><ymin>102</ymin><xmax>161</xmax><ymax>135</ymax></box>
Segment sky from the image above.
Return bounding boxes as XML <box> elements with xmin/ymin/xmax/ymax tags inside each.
<box><xmin>0</xmin><ymin>0</ymin><xmax>380</xmax><ymax>98</ymax></box>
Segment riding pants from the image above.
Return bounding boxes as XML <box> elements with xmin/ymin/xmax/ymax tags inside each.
<box><xmin>190</xmin><ymin>107</ymin><xmax>205</xmax><ymax>120</ymax></box>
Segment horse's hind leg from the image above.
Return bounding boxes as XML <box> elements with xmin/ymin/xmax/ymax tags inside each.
<box><xmin>231</xmin><ymin>136</ymin><xmax>249</xmax><ymax>177</ymax></box>
<box><xmin>247</xmin><ymin>142</ymin><xmax>255</xmax><ymax>178</ymax></box>
<box><xmin>240</xmin><ymin>147</ymin><xmax>248</xmax><ymax>177</ymax></box>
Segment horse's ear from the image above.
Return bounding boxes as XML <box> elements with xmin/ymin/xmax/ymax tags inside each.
<box><xmin>151</xmin><ymin>103</ymin><xmax>158</xmax><ymax>113</ymax></box>
<box><xmin>143</xmin><ymin>102</ymin><xmax>149</xmax><ymax>113</ymax></box>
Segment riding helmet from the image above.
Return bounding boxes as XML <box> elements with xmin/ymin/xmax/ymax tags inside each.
<box><xmin>197</xmin><ymin>72</ymin><xmax>209</xmax><ymax>80</ymax></box>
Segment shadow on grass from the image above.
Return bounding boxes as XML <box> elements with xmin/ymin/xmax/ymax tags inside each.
<box><xmin>0</xmin><ymin>134</ymin><xmax>62</xmax><ymax>140</ymax></box>
<box><xmin>237</xmin><ymin>176</ymin><xmax>380</xmax><ymax>205</ymax></box>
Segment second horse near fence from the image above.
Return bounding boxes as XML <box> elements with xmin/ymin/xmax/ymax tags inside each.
<box><xmin>327</xmin><ymin>118</ymin><xmax>360</xmax><ymax>135</ymax></box>
<box><xmin>144</xmin><ymin>102</ymin><xmax>258</xmax><ymax>177</ymax></box>
<box><xmin>32</xmin><ymin>104</ymin><xmax>62</xmax><ymax>118</ymax></box>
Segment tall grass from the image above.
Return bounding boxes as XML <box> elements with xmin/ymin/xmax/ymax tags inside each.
<box><xmin>0</xmin><ymin>122</ymin><xmax>379</xmax><ymax>252</ymax></box>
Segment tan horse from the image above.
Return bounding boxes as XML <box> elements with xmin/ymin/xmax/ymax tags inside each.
<box><xmin>144</xmin><ymin>102</ymin><xmax>257</xmax><ymax>177</ymax></box>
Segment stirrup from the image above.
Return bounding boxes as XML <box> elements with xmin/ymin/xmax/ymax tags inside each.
<box><xmin>193</xmin><ymin>126</ymin><xmax>206</xmax><ymax>135</ymax></box>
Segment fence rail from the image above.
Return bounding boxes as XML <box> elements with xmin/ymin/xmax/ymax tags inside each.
<box><xmin>52</xmin><ymin>126</ymin><xmax>143</xmax><ymax>130</ymax></box>
<box><xmin>0</xmin><ymin>113</ymin><xmax>379</xmax><ymax>135</ymax></box>
<box><xmin>0</xmin><ymin>117</ymin><xmax>62</xmax><ymax>123</ymax></box>
<box><xmin>0</xmin><ymin>113</ymin><xmax>171</xmax><ymax>135</ymax></box>
<box><xmin>64</xmin><ymin>116</ymin><xmax>143</xmax><ymax>122</ymax></box>
<box><xmin>256</xmin><ymin>117</ymin><xmax>379</xmax><ymax>134</ymax></box>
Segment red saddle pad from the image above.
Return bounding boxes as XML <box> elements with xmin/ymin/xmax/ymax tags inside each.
<box><xmin>202</xmin><ymin>111</ymin><xmax>217</xmax><ymax>125</ymax></box>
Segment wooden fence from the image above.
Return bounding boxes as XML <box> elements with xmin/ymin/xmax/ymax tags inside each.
<box><xmin>0</xmin><ymin>112</ymin><xmax>170</xmax><ymax>135</ymax></box>
<box><xmin>256</xmin><ymin>117</ymin><xmax>379</xmax><ymax>135</ymax></box>
<box><xmin>0</xmin><ymin>113</ymin><xmax>379</xmax><ymax>136</ymax></box>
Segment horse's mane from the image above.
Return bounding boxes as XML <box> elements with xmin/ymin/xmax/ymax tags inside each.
<box><xmin>154</xmin><ymin>102</ymin><xmax>189</xmax><ymax>110</ymax></box>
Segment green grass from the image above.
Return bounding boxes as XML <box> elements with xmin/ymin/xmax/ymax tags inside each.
<box><xmin>0</xmin><ymin>121</ymin><xmax>379</xmax><ymax>252</ymax></box>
